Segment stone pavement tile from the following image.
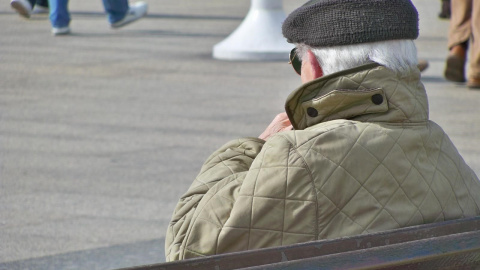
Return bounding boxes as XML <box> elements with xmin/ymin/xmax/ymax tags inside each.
<box><xmin>0</xmin><ymin>238</ymin><xmax>164</xmax><ymax>270</ymax></box>
<box><xmin>0</xmin><ymin>0</ymin><xmax>479</xmax><ymax>269</ymax></box>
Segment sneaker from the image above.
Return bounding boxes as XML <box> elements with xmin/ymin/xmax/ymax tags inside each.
<box><xmin>110</xmin><ymin>2</ymin><xmax>148</xmax><ymax>28</ymax></box>
<box><xmin>10</xmin><ymin>0</ymin><xmax>32</xmax><ymax>19</ymax></box>
<box><xmin>32</xmin><ymin>5</ymin><xmax>49</xmax><ymax>14</ymax></box>
<box><xmin>52</xmin><ymin>26</ymin><xmax>71</xmax><ymax>36</ymax></box>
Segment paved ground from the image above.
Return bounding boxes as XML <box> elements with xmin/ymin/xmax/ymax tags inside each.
<box><xmin>1</xmin><ymin>0</ymin><xmax>479</xmax><ymax>269</ymax></box>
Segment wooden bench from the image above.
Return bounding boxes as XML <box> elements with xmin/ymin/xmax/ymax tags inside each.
<box><xmin>117</xmin><ymin>216</ymin><xmax>480</xmax><ymax>270</ymax></box>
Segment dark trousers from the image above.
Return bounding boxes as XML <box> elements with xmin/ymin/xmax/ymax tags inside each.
<box><xmin>27</xmin><ymin>0</ymin><xmax>49</xmax><ymax>8</ymax></box>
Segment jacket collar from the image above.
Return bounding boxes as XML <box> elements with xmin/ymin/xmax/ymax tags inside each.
<box><xmin>285</xmin><ymin>63</ymin><xmax>429</xmax><ymax>130</ymax></box>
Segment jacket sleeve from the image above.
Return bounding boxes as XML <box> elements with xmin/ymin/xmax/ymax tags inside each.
<box><xmin>214</xmin><ymin>134</ymin><xmax>317</xmax><ymax>254</ymax></box>
<box><xmin>165</xmin><ymin>137</ymin><xmax>265</xmax><ymax>261</ymax></box>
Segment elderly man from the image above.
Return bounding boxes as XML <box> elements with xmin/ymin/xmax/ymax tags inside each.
<box><xmin>165</xmin><ymin>0</ymin><xmax>480</xmax><ymax>261</ymax></box>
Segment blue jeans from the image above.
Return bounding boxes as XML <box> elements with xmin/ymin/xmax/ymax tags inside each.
<box><xmin>47</xmin><ymin>0</ymin><xmax>129</xmax><ymax>28</ymax></box>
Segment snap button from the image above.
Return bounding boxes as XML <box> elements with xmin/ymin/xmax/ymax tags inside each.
<box><xmin>307</xmin><ymin>107</ymin><xmax>318</xmax><ymax>117</ymax></box>
<box><xmin>371</xmin><ymin>94</ymin><xmax>384</xmax><ymax>105</ymax></box>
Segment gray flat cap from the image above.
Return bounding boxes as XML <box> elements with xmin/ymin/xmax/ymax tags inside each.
<box><xmin>282</xmin><ymin>0</ymin><xmax>419</xmax><ymax>47</ymax></box>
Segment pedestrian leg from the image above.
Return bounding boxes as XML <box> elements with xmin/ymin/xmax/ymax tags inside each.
<box><xmin>467</xmin><ymin>0</ymin><xmax>480</xmax><ymax>88</ymax></box>
<box><xmin>48</xmin><ymin>0</ymin><xmax>70</xmax><ymax>35</ymax></box>
<box><xmin>102</xmin><ymin>0</ymin><xmax>129</xmax><ymax>25</ymax></box>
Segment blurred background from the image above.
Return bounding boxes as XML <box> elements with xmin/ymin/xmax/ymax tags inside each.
<box><xmin>1</xmin><ymin>0</ymin><xmax>479</xmax><ymax>269</ymax></box>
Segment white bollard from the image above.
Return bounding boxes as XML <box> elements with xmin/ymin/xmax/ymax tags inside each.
<box><xmin>213</xmin><ymin>0</ymin><xmax>294</xmax><ymax>61</ymax></box>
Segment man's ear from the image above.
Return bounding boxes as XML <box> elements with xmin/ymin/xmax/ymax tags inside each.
<box><xmin>306</xmin><ymin>50</ymin><xmax>323</xmax><ymax>79</ymax></box>
<box><xmin>301</xmin><ymin>50</ymin><xmax>324</xmax><ymax>83</ymax></box>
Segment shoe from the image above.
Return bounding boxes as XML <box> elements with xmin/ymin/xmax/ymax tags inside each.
<box><xmin>32</xmin><ymin>5</ymin><xmax>48</xmax><ymax>14</ymax></box>
<box><xmin>417</xmin><ymin>59</ymin><xmax>429</xmax><ymax>72</ymax></box>
<box><xmin>110</xmin><ymin>2</ymin><xmax>148</xmax><ymax>28</ymax></box>
<box><xmin>51</xmin><ymin>26</ymin><xmax>71</xmax><ymax>36</ymax></box>
<box><xmin>438</xmin><ymin>0</ymin><xmax>451</xmax><ymax>19</ymax></box>
<box><xmin>10</xmin><ymin>0</ymin><xmax>32</xmax><ymax>19</ymax></box>
<box><xmin>467</xmin><ymin>77</ymin><xmax>480</xmax><ymax>89</ymax></box>
<box><xmin>444</xmin><ymin>45</ymin><xmax>467</xmax><ymax>83</ymax></box>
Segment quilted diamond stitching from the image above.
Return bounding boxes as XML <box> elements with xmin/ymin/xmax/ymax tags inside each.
<box><xmin>383</xmin><ymin>80</ymin><xmax>411</xmax><ymax>120</ymax></box>
<box><xmin>193</xmin><ymin>151</ymin><xmax>245</xmax><ymax>189</ymax></box>
<box><xmin>294</xmin><ymin>118</ymin><xmax>473</xmax><ymax>235</ymax></box>
<box><xmin>224</xmin><ymin>226</ymin><xmax>315</xmax><ymax>235</ymax></box>
<box><xmin>282</xmin><ymin>149</ymin><xmax>288</xmax><ymax>246</ymax></box>
<box><xmin>352</xmin><ymin>127</ymin><xmax>443</xmax><ymax>228</ymax></box>
<box><xmin>183</xmin><ymin>176</ymin><xmax>245</xmax><ymax>256</ymax></box>
<box><xmin>463</xmin><ymin>173</ymin><xmax>480</xmax><ymax>211</ymax></box>
<box><xmin>250</xmin><ymin>142</ymin><xmax>307</xmax><ymax>245</ymax></box>
<box><xmin>307</xmin><ymin>128</ymin><xmax>361</xmax><ymax>188</ymax></box>
<box><xmin>239</xmin><ymin>195</ymin><xmax>316</xmax><ymax>202</ymax></box>
<box><xmin>422</xmin><ymin>135</ymin><xmax>452</xmax><ymax>213</ymax></box>
<box><xmin>340</xmin><ymin>67</ymin><xmax>371</xmax><ymax>87</ymax></box>
<box><xmin>297</xmin><ymin>125</ymin><xmax>384</xmax><ymax>231</ymax></box>
<box><xmin>228</xmin><ymin>137</ymin><xmax>320</xmax><ymax>245</ymax></box>
<box><xmin>247</xmin><ymin>145</ymin><xmax>271</xmax><ymax>250</ymax></box>
<box><xmin>184</xmin><ymin>247</ymin><xmax>206</xmax><ymax>257</ymax></box>
<box><xmin>287</xmin><ymin>141</ymin><xmax>320</xmax><ymax>239</ymax></box>
<box><xmin>316</xmin><ymin>188</ymin><xmax>366</xmax><ymax>234</ymax></box>
<box><xmin>335</xmin><ymin>127</ymin><xmax>409</xmax><ymax>227</ymax></box>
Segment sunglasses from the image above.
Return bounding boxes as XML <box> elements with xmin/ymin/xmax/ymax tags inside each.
<box><xmin>289</xmin><ymin>48</ymin><xmax>302</xmax><ymax>75</ymax></box>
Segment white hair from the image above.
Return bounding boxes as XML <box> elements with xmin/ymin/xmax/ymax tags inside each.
<box><xmin>297</xmin><ymin>40</ymin><xmax>418</xmax><ymax>77</ymax></box>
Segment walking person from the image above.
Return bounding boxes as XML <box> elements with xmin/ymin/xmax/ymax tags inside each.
<box><xmin>48</xmin><ymin>0</ymin><xmax>148</xmax><ymax>35</ymax></box>
<box><xmin>444</xmin><ymin>0</ymin><xmax>480</xmax><ymax>89</ymax></box>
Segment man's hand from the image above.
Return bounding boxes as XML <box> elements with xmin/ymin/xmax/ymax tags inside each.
<box><xmin>259</xmin><ymin>112</ymin><xmax>293</xmax><ymax>140</ymax></box>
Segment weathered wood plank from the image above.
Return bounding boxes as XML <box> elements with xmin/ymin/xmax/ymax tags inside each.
<box><xmin>245</xmin><ymin>230</ymin><xmax>480</xmax><ymax>270</ymax></box>
<box><xmin>117</xmin><ymin>216</ymin><xmax>480</xmax><ymax>270</ymax></box>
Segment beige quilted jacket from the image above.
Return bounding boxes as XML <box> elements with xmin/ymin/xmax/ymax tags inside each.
<box><xmin>165</xmin><ymin>63</ymin><xmax>480</xmax><ymax>261</ymax></box>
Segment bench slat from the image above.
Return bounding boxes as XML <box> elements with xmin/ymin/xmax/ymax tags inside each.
<box><xmin>118</xmin><ymin>216</ymin><xmax>480</xmax><ymax>270</ymax></box>
<box><xmin>246</xmin><ymin>230</ymin><xmax>480</xmax><ymax>270</ymax></box>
